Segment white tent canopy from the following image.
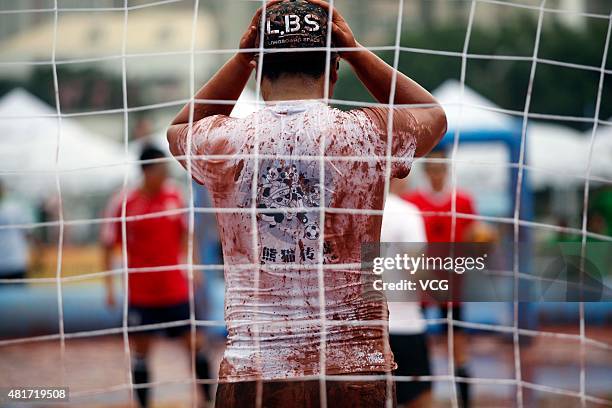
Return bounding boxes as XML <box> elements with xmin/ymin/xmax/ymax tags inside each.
<box><xmin>527</xmin><ymin>122</ymin><xmax>590</xmax><ymax>189</ymax></box>
<box><xmin>433</xmin><ymin>79</ymin><xmax>516</xmax><ymax>133</ymax></box>
<box><xmin>0</xmin><ymin>88</ymin><xmax>127</xmax><ymax>199</ymax></box>
<box><xmin>431</xmin><ymin>80</ymin><xmax>602</xmax><ymax>191</ymax></box>
<box><xmin>231</xmin><ymin>88</ymin><xmax>262</xmax><ymax>119</ymax></box>
<box><xmin>527</xmin><ymin>120</ymin><xmax>612</xmax><ymax>187</ymax></box>
<box><xmin>586</xmin><ymin>120</ymin><xmax>612</xmax><ymax>180</ymax></box>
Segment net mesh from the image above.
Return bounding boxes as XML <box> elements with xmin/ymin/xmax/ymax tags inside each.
<box><xmin>0</xmin><ymin>0</ymin><xmax>611</xmax><ymax>407</ymax></box>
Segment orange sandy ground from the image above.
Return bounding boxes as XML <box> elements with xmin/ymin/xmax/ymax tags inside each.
<box><xmin>7</xmin><ymin>246</ymin><xmax>611</xmax><ymax>407</ymax></box>
<box><xmin>1</xmin><ymin>329</ymin><xmax>611</xmax><ymax>408</ymax></box>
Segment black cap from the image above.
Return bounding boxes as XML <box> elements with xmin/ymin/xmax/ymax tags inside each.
<box><xmin>263</xmin><ymin>0</ymin><xmax>330</xmax><ymax>51</ymax></box>
<box><xmin>139</xmin><ymin>145</ymin><xmax>166</xmax><ymax>170</ymax></box>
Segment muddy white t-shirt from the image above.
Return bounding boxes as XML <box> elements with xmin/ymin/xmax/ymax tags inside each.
<box><xmin>170</xmin><ymin>101</ymin><xmax>418</xmax><ymax>382</ymax></box>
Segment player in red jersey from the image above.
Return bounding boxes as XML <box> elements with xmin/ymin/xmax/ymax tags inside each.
<box><xmin>402</xmin><ymin>146</ymin><xmax>484</xmax><ymax>242</ymax></box>
<box><xmin>102</xmin><ymin>146</ymin><xmax>211</xmax><ymax>408</ymax></box>
<box><xmin>403</xmin><ymin>146</ymin><xmax>495</xmax><ymax>408</ymax></box>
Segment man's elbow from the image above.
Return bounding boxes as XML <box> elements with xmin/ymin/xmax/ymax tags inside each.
<box><xmin>432</xmin><ymin>106</ymin><xmax>448</xmax><ymax>142</ymax></box>
<box><xmin>166</xmin><ymin>126</ymin><xmax>177</xmax><ymax>155</ymax></box>
<box><xmin>166</xmin><ymin>125</ymin><xmax>185</xmax><ymax>158</ymax></box>
<box><xmin>413</xmin><ymin>107</ymin><xmax>447</xmax><ymax>158</ymax></box>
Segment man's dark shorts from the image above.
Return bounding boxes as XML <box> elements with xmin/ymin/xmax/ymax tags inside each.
<box><xmin>215</xmin><ymin>374</ymin><xmax>396</xmax><ymax>408</ymax></box>
<box><xmin>128</xmin><ymin>301</ymin><xmax>191</xmax><ymax>338</ymax></box>
<box><xmin>440</xmin><ymin>304</ymin><xmax>465</xmax><ymax>333</ymax></box>
<box><xmin>389</xmin><ymin>333</ymin><xmax>432</xmax><ymax>405</ymax></box>
<box><xmin>0</xmin><ymin>269</ymin><xmax>27</xmax><ymax>285</ymax></box>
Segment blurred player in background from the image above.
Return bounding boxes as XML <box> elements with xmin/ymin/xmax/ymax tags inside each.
<box><xmin>101</xmin><ymin>146</ymin><xmax>211</xmax><ymax>408</ymax></box>
<box><xmin>590</xmin><ymin>187</ymin><xmax>612</xmax><ymax>236</ymax></box>
<box><xmin>382</xmin><ymin>178</ymin><xmax>433</xmax><ymax>408</ymax></box>
<box><xmin>404</xmin><ymin>147</ymin><xmax>496</xmax><ymax>408</ymax></box>
<box><xmin>0</xmin><ymin>179</ymin><xmax>36</xmax><ymax>285</ymax></box>
<box><xmin>167</xmin><ymin>0</ymin><xmax>446</xmax><ymax>406</ymax></box>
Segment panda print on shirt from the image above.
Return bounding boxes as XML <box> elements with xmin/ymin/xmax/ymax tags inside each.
<box><xmin>244</xmin><ymin>159</ymin><xmax>332</xmax><ymax>266</ymax></box>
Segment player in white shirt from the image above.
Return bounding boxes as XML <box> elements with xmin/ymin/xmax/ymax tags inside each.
<box><xmin>0</xmin><ymin>180</ymin><xmax>35</xmax><ymax>284</ymax></box>
<box><xmin>381</xmin><ymin>178</ymin><xmax>433</xmax><ymax>408</ymax></box>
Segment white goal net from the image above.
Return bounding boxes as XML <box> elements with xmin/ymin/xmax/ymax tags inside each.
<box><xmin>0</xmin><ymin>0</ymin><xmax>611</xmax><ymax>407</ymax></box>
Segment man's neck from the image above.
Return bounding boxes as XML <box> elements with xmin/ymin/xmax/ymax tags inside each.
<box><xmin>424</xmin><ymin>182</ymin><xmax>452</xmax><ymax>204</ymax></box>
<box><xmin>263</xmin><ymin>76</ymin><xmax>326</xmax><ymax>102</ymax></box>
<box><xmin>141</xmin><ymin>183</ymin><xmax>162</xmax><ymax>197</ymax></box>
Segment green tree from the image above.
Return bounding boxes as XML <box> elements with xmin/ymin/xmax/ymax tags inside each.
<box><xmin>336</xmin><ymin>16</ymin><xmax>612</xmax><ymax>130</ymax></box>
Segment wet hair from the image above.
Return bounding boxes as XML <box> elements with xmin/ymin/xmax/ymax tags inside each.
<box><xmin>139</xmin><ymin>145</ymin><xmax>166</xmax><ymax>170</ymax></box>
<box><xmin>262</xmin><ymin>52</ymin><xmax>338</xmax><ymax>80</ymax></box>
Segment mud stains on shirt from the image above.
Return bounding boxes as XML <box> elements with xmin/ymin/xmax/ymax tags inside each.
<box><xmin>170</xmin><ymin>101</ymin><xmax>417</xmax><ymax>382</ymax></box>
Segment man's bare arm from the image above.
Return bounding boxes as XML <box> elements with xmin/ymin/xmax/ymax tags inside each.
<box><xmin>170</xmin><ymin>56</ymin><xmax>253</xmax><ymax>128</ymax></box>
<box><xmin>345</xmin><ymin>49</ymin><xmax>446</xmax><ymax>156</ymax></box>
<box><xmin>308</xmin><ymin>0</ymin><xmax>447</xmax><ymax>157</ymax></box>
<box><xmin>168</xmin><ymin>1</ymin><xmax>281</xmax><ymax>134</ymax></box>
<box><xmin>167</xmin><ymin>51</ymin><xmax>252</xmax><ymax>163</ymax></box>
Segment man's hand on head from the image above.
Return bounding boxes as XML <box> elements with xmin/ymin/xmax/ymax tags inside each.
<box><xmin>306</xmin><ymin>0</ymin><xmax>358</xmax><ymax>57</ymax></box>
<box><xmin>237</xmin><ymin>0</ymin><xmax>284</xmax><ymax>68</ymax></box>
<box><xmin>170</xmin><ymin>2</ymin><xmax>287</xmax><ymax>132</ymax></box>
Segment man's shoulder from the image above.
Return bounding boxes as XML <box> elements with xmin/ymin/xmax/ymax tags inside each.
<box><xmin>323</xmin><ymin>107</ymin><xmax>383</xmax><ymax>147</ymax></box>
<box><xmin>402</xmin><ymin>191</ymin><xmax>426</xmax><ymax>205</ymax></box>
<box><xmin>207</xmin><ymin>104</ymin><xmax>368</xmax><ymax>123</ymax></box>
<box><xmin>107</xmin><ymin>186</ymin><xmax>141</xmax><ymax>210</ymax></box>
<box><xmin>389</xmin><ymin>195</ymin><xmax>420</xmax><ymax>213</ymax></box>
<box><xmin>454</xmin><ymin>189</ymin><xmax>475</xmax><ymax>207</ymax></box>
<box><xmin>207</xmin><ymin>113</ymin><xmax>239</xmax><ymax>124</ymax></box>
<box><xmin>405</xmin><ymin>188</ymin><xmax>472</xmax><ymax>203</ymax></box>
<box><xmin>194</xmin><ymin>114</ymin><xmax>236</xmax><ymax>132</ymax></box>
<box><xmin>205</xmin><ymin>106</ymin><xmax>369</xmax><ymax>131</ymax></box>
<box><xmin>160</xmin><ymin>181</ymin><xmax>184</xmax><ymax>200</ymax></box>
<box><xmin>340</xmin><ymin>107</ymin><xmax>377</xmax><ymax>124</ymax></box>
